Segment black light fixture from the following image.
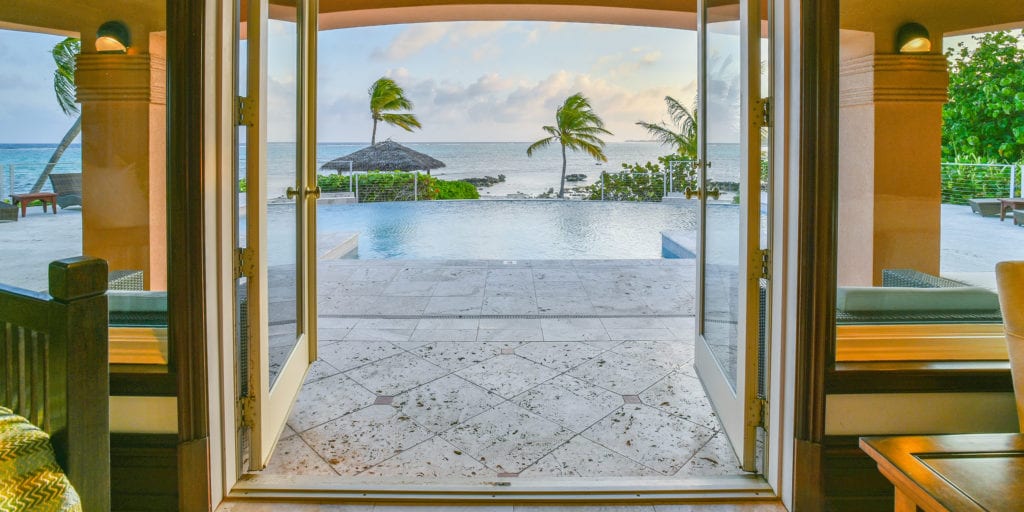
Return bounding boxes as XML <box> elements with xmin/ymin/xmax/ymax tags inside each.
<box><xmin>96</xmin><ymin>20</ymin><xmax>131</xmax><ymax>53</ymax></box>
<box><xmin>896</xmin><ymin>22</ymin><xmax>931</xmax><ymax>54</ymax></box>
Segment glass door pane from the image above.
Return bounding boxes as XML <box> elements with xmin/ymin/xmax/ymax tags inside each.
<box><xmin>244</xmin><ymin>0</ymin><xmax>316</xmax><ymax>470</ymax></box>
<box><xmin>694</xmin><ymin>0</ymin><xmax>764</xmax><ymax>471</ymax></box>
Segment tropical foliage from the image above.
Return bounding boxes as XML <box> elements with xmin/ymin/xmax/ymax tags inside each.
<box><xmin>939</xmin><ymin>30</ymin><xmax>1024</xmax><ymax>202</ymax></box>
<box><xmin>585</xmin><ymin>156</ymin><xmax>699</xmax><ymax>201</ymax></box>
<box><xmin>636</xmin><ymin>96</ymin><xmax>698</xmax><ymax>159</ymax></box>
<box><xmin>30</xmin><ymin>37</ymin><xmax>81</xmax><ymax>194</ymax></box>
<box><xmin>315</xmin><ymin>172</ymin><xmax>479</xmax><ymax>201</ymax></box>
<box><xmin>527</xmin><ymin>93</ymin><xmax>612</xmax><ymax>198</ymax></box>
<box><xmin>368</xmin><ymin>77</ymin><xmax>421</xmax><ymax>145</ymax></box>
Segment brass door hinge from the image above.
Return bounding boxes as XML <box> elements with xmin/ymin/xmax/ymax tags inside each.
<box><xmin>758</xmin><ymin>248</ymin><xmax>771</xmax><ymax>281</ymax></box>
<box><xmin>237</xmin><ymin>394</ymin><xmax>255</xmax><ymax>429</ymax></box>
<box><xmin>234</xmin><ymin>247</ymin><xmax>255</xmax><ymax>279</ymax></box>
<box><xmin>756</xmin><ymin>397</ymin><xmax>769</xmax><ymax>428</ymax></box>
<box><xmin>235</xmin><ymin>96</ymin><xmax>255</xmax><ymax>127</ymax></box>
<box><xmin>756</xmin><ymin>97</ymin><xmax>771</xmax><ymax>128</ymax></box>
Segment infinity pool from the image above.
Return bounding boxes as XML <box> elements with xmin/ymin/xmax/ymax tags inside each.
<box><xmin>317</xmin><ymin>200</ymin><xmax>699</xmax><ymax>259</ymax></box>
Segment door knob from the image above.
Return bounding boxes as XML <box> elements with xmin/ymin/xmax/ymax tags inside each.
<box><xmin>306</xmin><ymin>186</ymin><xmax>322</xmax><ymax>200</ymax></box>
<box><xmin>706</xmin><ymin>187</ymin><xmax>721</xmax><ymax>200</ymax></box>
<box><xmin>684</xmin><ymin>186</ymin><xmax>702</xmax><ymax>200</ymax></box>
<box><xmin>286</xmin><ymin>186</ymin><xmax>299</xmax><ymax>200</ymax></box>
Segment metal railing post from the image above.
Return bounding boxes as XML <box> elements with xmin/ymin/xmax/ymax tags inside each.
<box><xmin>355</xmin><ymin>173</ymin><xmax>359</xmax><ymax>202</ymax></box>
<box><xmin>601</xmin><ymin>174</ymin><xmax>605</xmax><ymax>201</ymax></box>
<box><xmin>414</xmin><ymin>172</ymin><xmax>418</xmax><ymax>201</ymax></box>
<box><xmin>1010</xmin><ymin>163</ymin><xmax>1017</xmax><ymax>199</ymax></box>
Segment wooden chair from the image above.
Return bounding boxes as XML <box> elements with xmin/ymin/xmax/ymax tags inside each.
<box><xmin>0</xmin><ymin>257</ymin><xmax>110</xmax><ymax>510</ymax></box>
<box><xmin>48</xmin><ymin>173</ymin><xmax>83</xmax><ymax>210</ymax></box>
<box><xmin>996</xmin><ymin>260</ymin><xmax>1024</xmax><ymax>431</ymax></box>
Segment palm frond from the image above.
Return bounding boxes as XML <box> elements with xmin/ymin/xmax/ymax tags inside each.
<box><xmin>379</xmin><ymin>112</ymin><xmax>422</xmax><ymax>132</ymax></box>
<box><xmin>526</xmin><ymin>136</ymin><xmax>555</xmax><ymax>156</ymax></box>
<box><xmin>52</xmin><ymin>37</ymin><xmax>80</xmax><ymax>117</ymax></box>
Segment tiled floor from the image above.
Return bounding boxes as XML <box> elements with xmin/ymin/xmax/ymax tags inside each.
<box><xmin>218</xmin><ymin>503</ymin><xmax>787</xmax><ymax>511</ymax></box>
<box><xmin>261</xmin><ymin>259</ymin><xmax>749</xmax><ymax>483</ymax></box>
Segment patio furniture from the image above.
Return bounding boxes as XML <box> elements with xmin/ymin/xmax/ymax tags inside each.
<box><xmin>0</xmin><ymin>201</ymin><xmax>16</xmax><ymax>222</ymax></box>
<box><xmin>1015</xmin><ymin>209</ymin><xmax>1024</xmax><ymax>226</ymax></box>
<box><xmin>968</xmin><ymin>197</ymin><xmax>1001</xmax><ymax>217</ymax></box>
<box><xmin>10</xmin><ymin>191</ymin><xmax>58</xmax><ymax>217</ymax></box>
<box><xmin>999</xmin><ymin>198</ymin><xmax>1024</xmax><ymax>221</ymax></box>
<box><xmin>48</xmin><ymin>172</ymin><xmax>83</xmax><ymax>210</ymax></box>
<box><xmin>837</xmin><ymin>269</ymin><xmax>1002</xmax><ymax>324</ymax></box>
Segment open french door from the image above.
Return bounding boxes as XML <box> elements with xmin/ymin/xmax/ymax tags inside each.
<box><xmin>693</xmin><ymin>0</ymin><xmax>768</xmax><ymax>472</ymax></box>
<box><xmin>239</xmin><ymin>0</ymin><xmax>319</xmax><ymax>470</ymax></box>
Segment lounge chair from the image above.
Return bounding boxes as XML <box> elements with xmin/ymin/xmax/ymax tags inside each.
<box><xmin>48</xmin><ymin>172</ymin><xmax>82</xmax><ymax>209</ymax></box>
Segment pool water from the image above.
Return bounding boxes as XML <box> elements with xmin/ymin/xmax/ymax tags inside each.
<box><xmin>317</xmin><ymin>200</ymin><xmax>699</xmax><ymax>260</ymax></box>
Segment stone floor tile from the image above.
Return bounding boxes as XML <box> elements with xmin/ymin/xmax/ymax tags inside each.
<box><xmin>534</xmin><ymin>280</ymin><xmax>588</xmax><ymax>296</ymax></box>
<box><xmin>382</xmin><ymin>280</ymin><xmax>438</xmax><ymax>296</ymax></box>
<box><xmin>316</xmin><ymin>316</ymin><xmax>361</xmax><ymax>329</ymax></box>
<box><xmin>410</xmin><ymin>329</ymin><xmax>480</xmax><ymax>342</ymax></box>
<box><xmin>300</xmin><ymin>404</ymin><xmax>434</xmax><ymax>476</ymax></box>
<box><xmin>354</xmin><ymin>318</ymin><xmax>419</xmax><ymax>329</ymax></box>
<box><xmin>481</xmin><ymin>296</ymin><xmax>539</xmax><ymax>315</ymax></box>
<box><xmin>431</xmin><ymin>280</ymin><xmax>486</xmax><ymax>297</ymax></box>
<box><xmin>455</xmin><ymin>354</ymin><xmax>560</xmax><ymax>399</ymax></box>
<box><xmin>476</xmin><ymin>328</ymin><xmax>544</xmax><ymax>342</ymax></box>
<box><xmin>605</xmin><ymin>328</ymin><xmax>677</xmax><ymax>341</ymax></box>
<box><xmin>416</xmin><ymin>318</ymin><xmax>480</xmax><ymax>330</ymax></box>
<box><xmin>478</xmin><ymin>318</ymin><xmax>541</xmax><ymax>329</ymax></box>
<box><xmin>531</xmin><ymin>269</ymin><xmax>581</xmax><ymax>282</ymax></box>
<box><xmin>390</xmin><ymin>340</ymin><xmax>432</xmax><ymax>350</ymax></box>
<box><xmin>305</xmin><ymin>359</ymin><xmax>341</xmax><ymax>383</ymax></box>
<box><xmin>344</xmin><ymin>352</ymin><xmax>450</xmax><ymax>396</ymax></box>
<box><xmin>318</xmin><ymin>327</ymin><xmax>351</xmax><ymax>342</ymax></box>
<box><xmin>640</xmin><ymin>372</ymin><xmax>720</xmax><ymax>431</ymax></box>
<box><xmin>582</xmin><ymin>404</ymin><xmax>716</xmax><ymax>475</ymax></box>
<box><xmin>568</xmin><ymin>352</ymin><xmax>672</xmax><ymax>395</ymax></box>
<box><xmin>342</xmin><ymin>328</ymin><xmax>414</xmax><ymax>342</ymax></box>
<box><xmin>423</xmin><ymin>296</ymin><xmax>483</xmax><ymax>315</ymax></box>
<box><xmin>540</xmin><ymin>318</ymin><xmax>610</xmax><ymax>342</ymax></box>
<box><xmin>513</xmin><ymin>374</ymin><xmax>622</xmax><ymax>432</ymax></box>
<box><xmin>675</xmin><ymin>431</ymin><xmax>748</xmax><ymax>477</ymax></box>
<box><xmin>589</xmin><ymin>296</ymin><xmax>655</xmax><ymax>316</ymax></box>
<box><xmin>317</xmin><ymin>341</ymin><xmax>405</xmax><ymax>372</ymax></box>
<box><xmin>661</xmin><ymin>316</ymin><xmax>697</xmax><ymax>340</ymax></box>
<box><xmin>600</xmin><ymin>317</ymin><xmax>668</xmax><ymax>330</ymax></box>
<box><xmin>519</xmin><ymin>435</ymin><xmax>659</xmax><ymax>478</ymax></box>
<box><xmin>440</xmin><ymin>402</ymin><xmax>573</xmax><ymax>474</ymax></box>
<box><xmin>358</xmin><ymin>436</ymin><xmax>492</xmax><ymax>479</ymax></box>
<box><xmin>581</xmin><ymin>340</ymin><xmax>624</xmax><ymax>350</ymax></box>
<box><xmin>287</xmin><ymin>374</ymin><xmax>376</xmax><ymax>432</ymax></box>
<box><xmin>365</xmin><ymin>296</ymin><xmax>431</xmax><ymax>316</ymax></box>
<box><xmin>347</xmin><ymin>266</ymin><xmax>401</xmax><ymax>281</ymax></box>
<box><xmin>514</xmin><ymin>342</ymin><xmax>604</xmax><ymax>373</ymax></box>
<box><xmin>412</xmin><ymin>342</ymin><xmax>503</xmax><ymax>372</ymax></box>
<box><xmin>653</xmin><ymin>503</ymin><xmax>786</xmax><ymax>511</ymax></box>
<box><xmin>610</xmin><ymin>340</ymin><xmax>695</xmax><ymax>371</ymax></box>
<box><xmin>392</xmin><ymin>374</ymin><xmax>503</xmax><ymax>433</ymax></box>
<box><xmin>536</xmin><ymin>295</ymin><xmax>597</xmax><ymax>315</ymax></box>
<box><xmin>263</xmin><ymin>435</ymin><xmax>337</xmax><ymax>476</ymax></box>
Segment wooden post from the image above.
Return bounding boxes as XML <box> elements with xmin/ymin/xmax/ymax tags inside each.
<box><xmin>48</xmin><ymin>256</ymin><xmax>109</xmax><ymax>512</ymax></box>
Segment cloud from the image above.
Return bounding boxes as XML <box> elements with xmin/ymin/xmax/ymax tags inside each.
<box><xmin>373</xmin><ymin>24</ymin><xmax>449</xmax><ymax>60</ymax></box>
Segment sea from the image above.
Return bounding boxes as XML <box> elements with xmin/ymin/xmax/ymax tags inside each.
<box><xmin>0</xmin><ymin>141</ymin><xmax>740</xmax><ymax>198</ymax></box>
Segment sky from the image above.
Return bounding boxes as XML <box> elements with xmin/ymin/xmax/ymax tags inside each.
<box><xmin>0</xmin><ymin>21</ymin><xmax>701</xmax><ymax>145</ymax></box>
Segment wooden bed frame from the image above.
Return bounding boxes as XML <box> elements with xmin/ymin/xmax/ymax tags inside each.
<box><xmin>0</xmin><ymin>256</ymin><xmax>110</xmax><ymax>511</ymax></box>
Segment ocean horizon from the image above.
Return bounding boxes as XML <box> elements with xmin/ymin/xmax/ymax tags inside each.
<box><xmin>0</xmin><ymin>141</ymin><xmax>740</xmax><ymax>198</ymax></box>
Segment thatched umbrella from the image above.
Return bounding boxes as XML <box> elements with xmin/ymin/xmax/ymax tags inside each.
<box><xmin>320</xmin><ymin>139</ymin><xmax>446</xmax><ymax>175</ymax></box>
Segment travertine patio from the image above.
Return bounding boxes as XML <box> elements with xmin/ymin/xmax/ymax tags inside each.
<box><xmin>262</xmin><ymin>258</ymin><xmax>749</xmax><ymax>482</ymax></box>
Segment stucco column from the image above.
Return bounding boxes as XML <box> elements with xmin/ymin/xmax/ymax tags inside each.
<box><xmin>75</xmin><ymin>34</ymin><xmax>167</xmax><ymax>290</ymax></box>
<box><xmin>837</xmin><ymin>53</ymin><xmax>948</xmax><ymax>286</ymax></box>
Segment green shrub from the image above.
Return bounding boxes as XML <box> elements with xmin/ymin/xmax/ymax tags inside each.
<box><xmin>436</xmin><ymin>180</ymin><xmax>480</xmax><ymax>199</ymax></box>
<box><xmin>238</xmin><ymin>178</ymin><xmax>246</xmax><ymax>192</ymax></box>
<box><xmin>317</xmin><ymin>173</ymin><xmax>348</xmax><ymax>192</ymax></box>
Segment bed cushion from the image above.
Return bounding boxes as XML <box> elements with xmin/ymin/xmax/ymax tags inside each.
<box><xmin>836</xmin><ymin>286</ymin><xmax>1001</xmax><ymax>312</ymax></box>
<box><xmin>0</xmin><ymin>407</ymin><xmax>82</xmax><ymax>512</ymax></box>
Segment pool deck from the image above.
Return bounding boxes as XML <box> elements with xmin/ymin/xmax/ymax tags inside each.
<box><xmin>2</xmin><ymin>202</ymin><xmax>1023</xmax><ymax>483</ymax></box>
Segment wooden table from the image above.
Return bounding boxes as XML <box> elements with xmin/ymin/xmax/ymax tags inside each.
<box><xmin>860</xmin><ymin>433</ymin><xmax>1024</xmax><ymax>511</ymax></box>
<box><xmin>999</xmin><ymin>198</ymin><xmax>1024</xmax><ymax>221</ymax></box>
<box><xmin>10</xmin><ymin>192</ymin><xmax>58</xmax><ymax>217</ymax></box>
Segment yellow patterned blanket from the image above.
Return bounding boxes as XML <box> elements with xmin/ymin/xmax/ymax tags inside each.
<box><xmin>0</xmin><ymin>407</ymin><xmax>81</xmax><ymax>511</ymax></box>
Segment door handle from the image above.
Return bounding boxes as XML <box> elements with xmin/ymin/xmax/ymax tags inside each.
<box><xmin>684</xmin><ymin>186</ymin><xmax>702</xmax><ymax>200</ymax></box>
<box><xmin>706</xmin><ymin>187</ymin><xmax>721</xmax><ymax>200</ymax></box>
<box><xmin>286</xmin><ymin>186</ymin><xmax>322</xmax><ymax>200</ymax></box>
<box><xmin>306</xmin><ymin>186</ymin><xmax>322</xmax><ymax>200</ymax></box>
<box><xmin>286</xmin><ymin>186</ymin><xmax>299</xmax><ymax>200</ymax></box>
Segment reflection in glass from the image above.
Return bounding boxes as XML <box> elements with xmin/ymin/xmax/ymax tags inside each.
<box><xmin>267</xmin><ymin>16</ymin><xmax>301</xmax><ymax>387</ymax></box>
<box><xmin>702</xmin><ymin>1</ymin><xmax>742</xmax><ymax>388</ymax></box>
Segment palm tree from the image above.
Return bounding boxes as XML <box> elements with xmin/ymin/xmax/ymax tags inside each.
<box><xmin>526</xmin><ymin>93</ymin><xmax>612</xmax><ymax>198</ymax></box>
<box><xmin>636</xmin><ymin>96</ymin><xmax>697</xmax><ymax>160</ymax></box>
<box><xmin>30</xmin><ymin>37</ymin><xmax>82</xmax><ymax>194</ymax></box>
<box><xmin>368</xmin><ymin>77</ymin><xmax>421</xmax><ymax>145</ymax></box>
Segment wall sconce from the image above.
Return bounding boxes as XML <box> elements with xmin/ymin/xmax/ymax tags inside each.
<box><xmin>896</xmin><ymin>22</ymin><xmax>931</xmax><ymax>54</ymax></box>
<box><xmin>96</xmin><ymin>21</ymin><xmax>131</xmax><ymax>53</ymax></box>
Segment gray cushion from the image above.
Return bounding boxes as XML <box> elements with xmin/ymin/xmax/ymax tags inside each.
<box><xmin>836</xmin><ymin>286</ymin><xmax>1000</xmax><ymax>312</ymax></box>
